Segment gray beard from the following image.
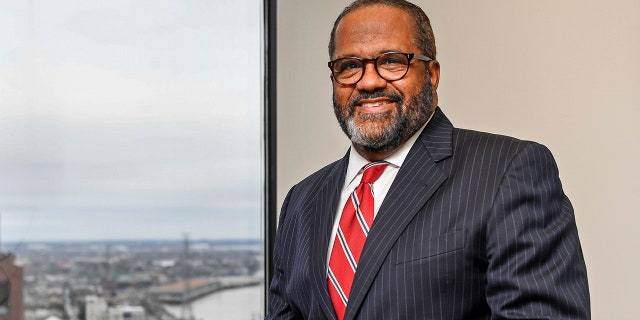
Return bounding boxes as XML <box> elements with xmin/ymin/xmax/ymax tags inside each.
<box><xmin>333</xmin><ymin>80</ymin><xmax>434</xmax><ymax>154</ymax></box>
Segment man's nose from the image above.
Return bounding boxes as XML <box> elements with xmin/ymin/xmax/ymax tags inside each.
<box><xmin>356</xmin><ymin>62</ymin><xmax>387</xmax><ymax>91</ymax></box>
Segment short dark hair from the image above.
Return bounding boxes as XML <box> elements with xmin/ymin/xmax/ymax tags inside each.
<box><xmin>328</xmin><ymin>0</ymin><xmax>436</xmax><ymax>60</ymax></box>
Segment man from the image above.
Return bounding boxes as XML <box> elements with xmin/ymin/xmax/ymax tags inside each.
<box><xmin>267</xmin><ymin>0</ymin><xmax>590</xmax><ymax>319</ymax></box>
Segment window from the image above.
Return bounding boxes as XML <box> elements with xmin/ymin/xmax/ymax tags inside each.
<box><xmin>0</xmin><ymin>1</ymin><xmax>267</xmax><ymax>319</ymax></box>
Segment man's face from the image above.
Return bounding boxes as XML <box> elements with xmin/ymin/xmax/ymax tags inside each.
<box><xmin>332</xmin><ymin>5</ymin><xmax>439</xmax><ymax>155</ymax></box>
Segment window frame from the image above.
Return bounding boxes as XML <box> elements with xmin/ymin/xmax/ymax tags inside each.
<box><xmin>263</xmin><ymin>0</ymin><xmax>278</xmax><ymax>315</ymax></box>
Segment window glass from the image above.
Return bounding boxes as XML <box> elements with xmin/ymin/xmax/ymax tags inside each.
<box><xmin>0</xmin><ymin>1</ymin><xmax>263</xmax><ymax>319</ymax></box>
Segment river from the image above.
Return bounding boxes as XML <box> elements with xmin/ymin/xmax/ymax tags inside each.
<box><xmin>164</xmin><ymin>284</ymin><xmax>263</xmax><ymax>320</ymax></box>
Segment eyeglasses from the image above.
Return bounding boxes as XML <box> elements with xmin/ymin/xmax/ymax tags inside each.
<box><xmin>328</xmin><ymin>52</ymin><xmax>432</xmax><ymax>85</ymax></box>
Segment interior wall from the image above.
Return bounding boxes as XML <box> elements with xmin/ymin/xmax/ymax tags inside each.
<box><xmin>277</xmin><ymin>1</ymin><xmax>640</xmax><ymax>318</ymax></box>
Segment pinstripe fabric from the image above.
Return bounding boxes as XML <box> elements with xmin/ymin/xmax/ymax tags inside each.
<box><xmin>267</xmin><ymin>108</ymin><xmax>590</xmax><ymax>320</ymax></box>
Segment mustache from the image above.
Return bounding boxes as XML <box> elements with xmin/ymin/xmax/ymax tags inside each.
<box><xmin>346</xmin><ymin>91</ymin><xmax>402</xmax><ymax>115</ymax></box>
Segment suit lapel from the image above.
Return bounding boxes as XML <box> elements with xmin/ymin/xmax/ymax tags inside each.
<box><xmin>309</xmin><ymin>152</ymin><xmax>349</xmax><ymax>320</ymax></box>
<box><xmin>344</xmin><ymin>108</ymin><xmax>454</xmax><ymax>319</ymax></box>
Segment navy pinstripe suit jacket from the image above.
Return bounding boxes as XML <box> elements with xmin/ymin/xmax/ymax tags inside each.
<box><xmin>267</xmin><ymin>108</ymin><xmax>590</xmax><ymax>319</ymax></box>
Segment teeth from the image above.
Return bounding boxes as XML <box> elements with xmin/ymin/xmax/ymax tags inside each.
<box><xmin>361</xmin><ymin>101</ymin><xmax>386</xmax><ymax>107</ymax></box>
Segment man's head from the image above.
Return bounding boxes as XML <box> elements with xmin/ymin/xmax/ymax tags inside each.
<box><xmin>330</xmin><ymin>0</ymin><xmax>440</xmax><ymax>161</ymax></box>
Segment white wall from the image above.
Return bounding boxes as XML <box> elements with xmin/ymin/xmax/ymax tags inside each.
<box><xmin>277</xmin><ymin>1</ymin><xmax>640</xmax><ymax>318</ymax></box>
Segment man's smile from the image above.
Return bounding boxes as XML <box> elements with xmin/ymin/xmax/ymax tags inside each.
<box><xmin>354</xmin><ymin>97</ymin><xmax>398</xmax><ymax>115</ymax></box>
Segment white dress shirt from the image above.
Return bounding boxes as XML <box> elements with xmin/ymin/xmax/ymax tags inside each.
<box><xmin>326</xmin><ymin>116</ymin><xmax>432</xmax><ymax>267</ymax></box>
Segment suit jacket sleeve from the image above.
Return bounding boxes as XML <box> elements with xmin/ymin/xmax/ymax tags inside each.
<box><xmin>266</xmin><ymin>187</ymin><xmax>298</xmax><ymax>320</ymax></box>
<box><xmin>485</xmin><ymin>142</ymin><xmax>590</xmax><ymax>319</ymax></box>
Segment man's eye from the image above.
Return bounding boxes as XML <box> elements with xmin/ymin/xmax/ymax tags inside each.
<box><xmin>338</xmin><ymin>61</ymin><xmax>360</xmax><ymax>71</ymax></box>
<box><xmin>380</xmin><ymin>57</ymin><xmax>403</xmax><ymax>66</ymax></box>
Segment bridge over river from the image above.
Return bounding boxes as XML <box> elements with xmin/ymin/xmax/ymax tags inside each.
<box><xmin>149</xmin><ymin>276</ymin><xmax>261</xmax><ymax>304</ymax></box>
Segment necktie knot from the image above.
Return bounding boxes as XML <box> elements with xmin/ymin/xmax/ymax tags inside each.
<box><xmin>360</xmin><ymin>161</ymin><xmax>388</xmax><ymax>184</ymax></box>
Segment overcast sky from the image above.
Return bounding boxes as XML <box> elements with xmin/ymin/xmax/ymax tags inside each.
<box><xmin>0</xmin><ymin>1</ymin><xmax>262</xmax><ymax>245</ymax></box>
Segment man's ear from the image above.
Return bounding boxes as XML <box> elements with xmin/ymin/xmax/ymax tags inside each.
<box><xmin>428</xmin><ymin>60</ymin><xmax>440</xmax><ymax>90</ymax></box>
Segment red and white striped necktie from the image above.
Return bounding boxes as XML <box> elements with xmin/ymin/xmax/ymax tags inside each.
<box><xmin>327</xmin><ymin>161</ymin><xmax>388</xmax><ymax>320</ymax></box>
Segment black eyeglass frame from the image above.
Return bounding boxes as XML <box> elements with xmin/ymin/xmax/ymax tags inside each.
<box><xmin>328</xmin><ymin>52</ymin><xmax>433</xmax><ymax>85</ymax></box>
